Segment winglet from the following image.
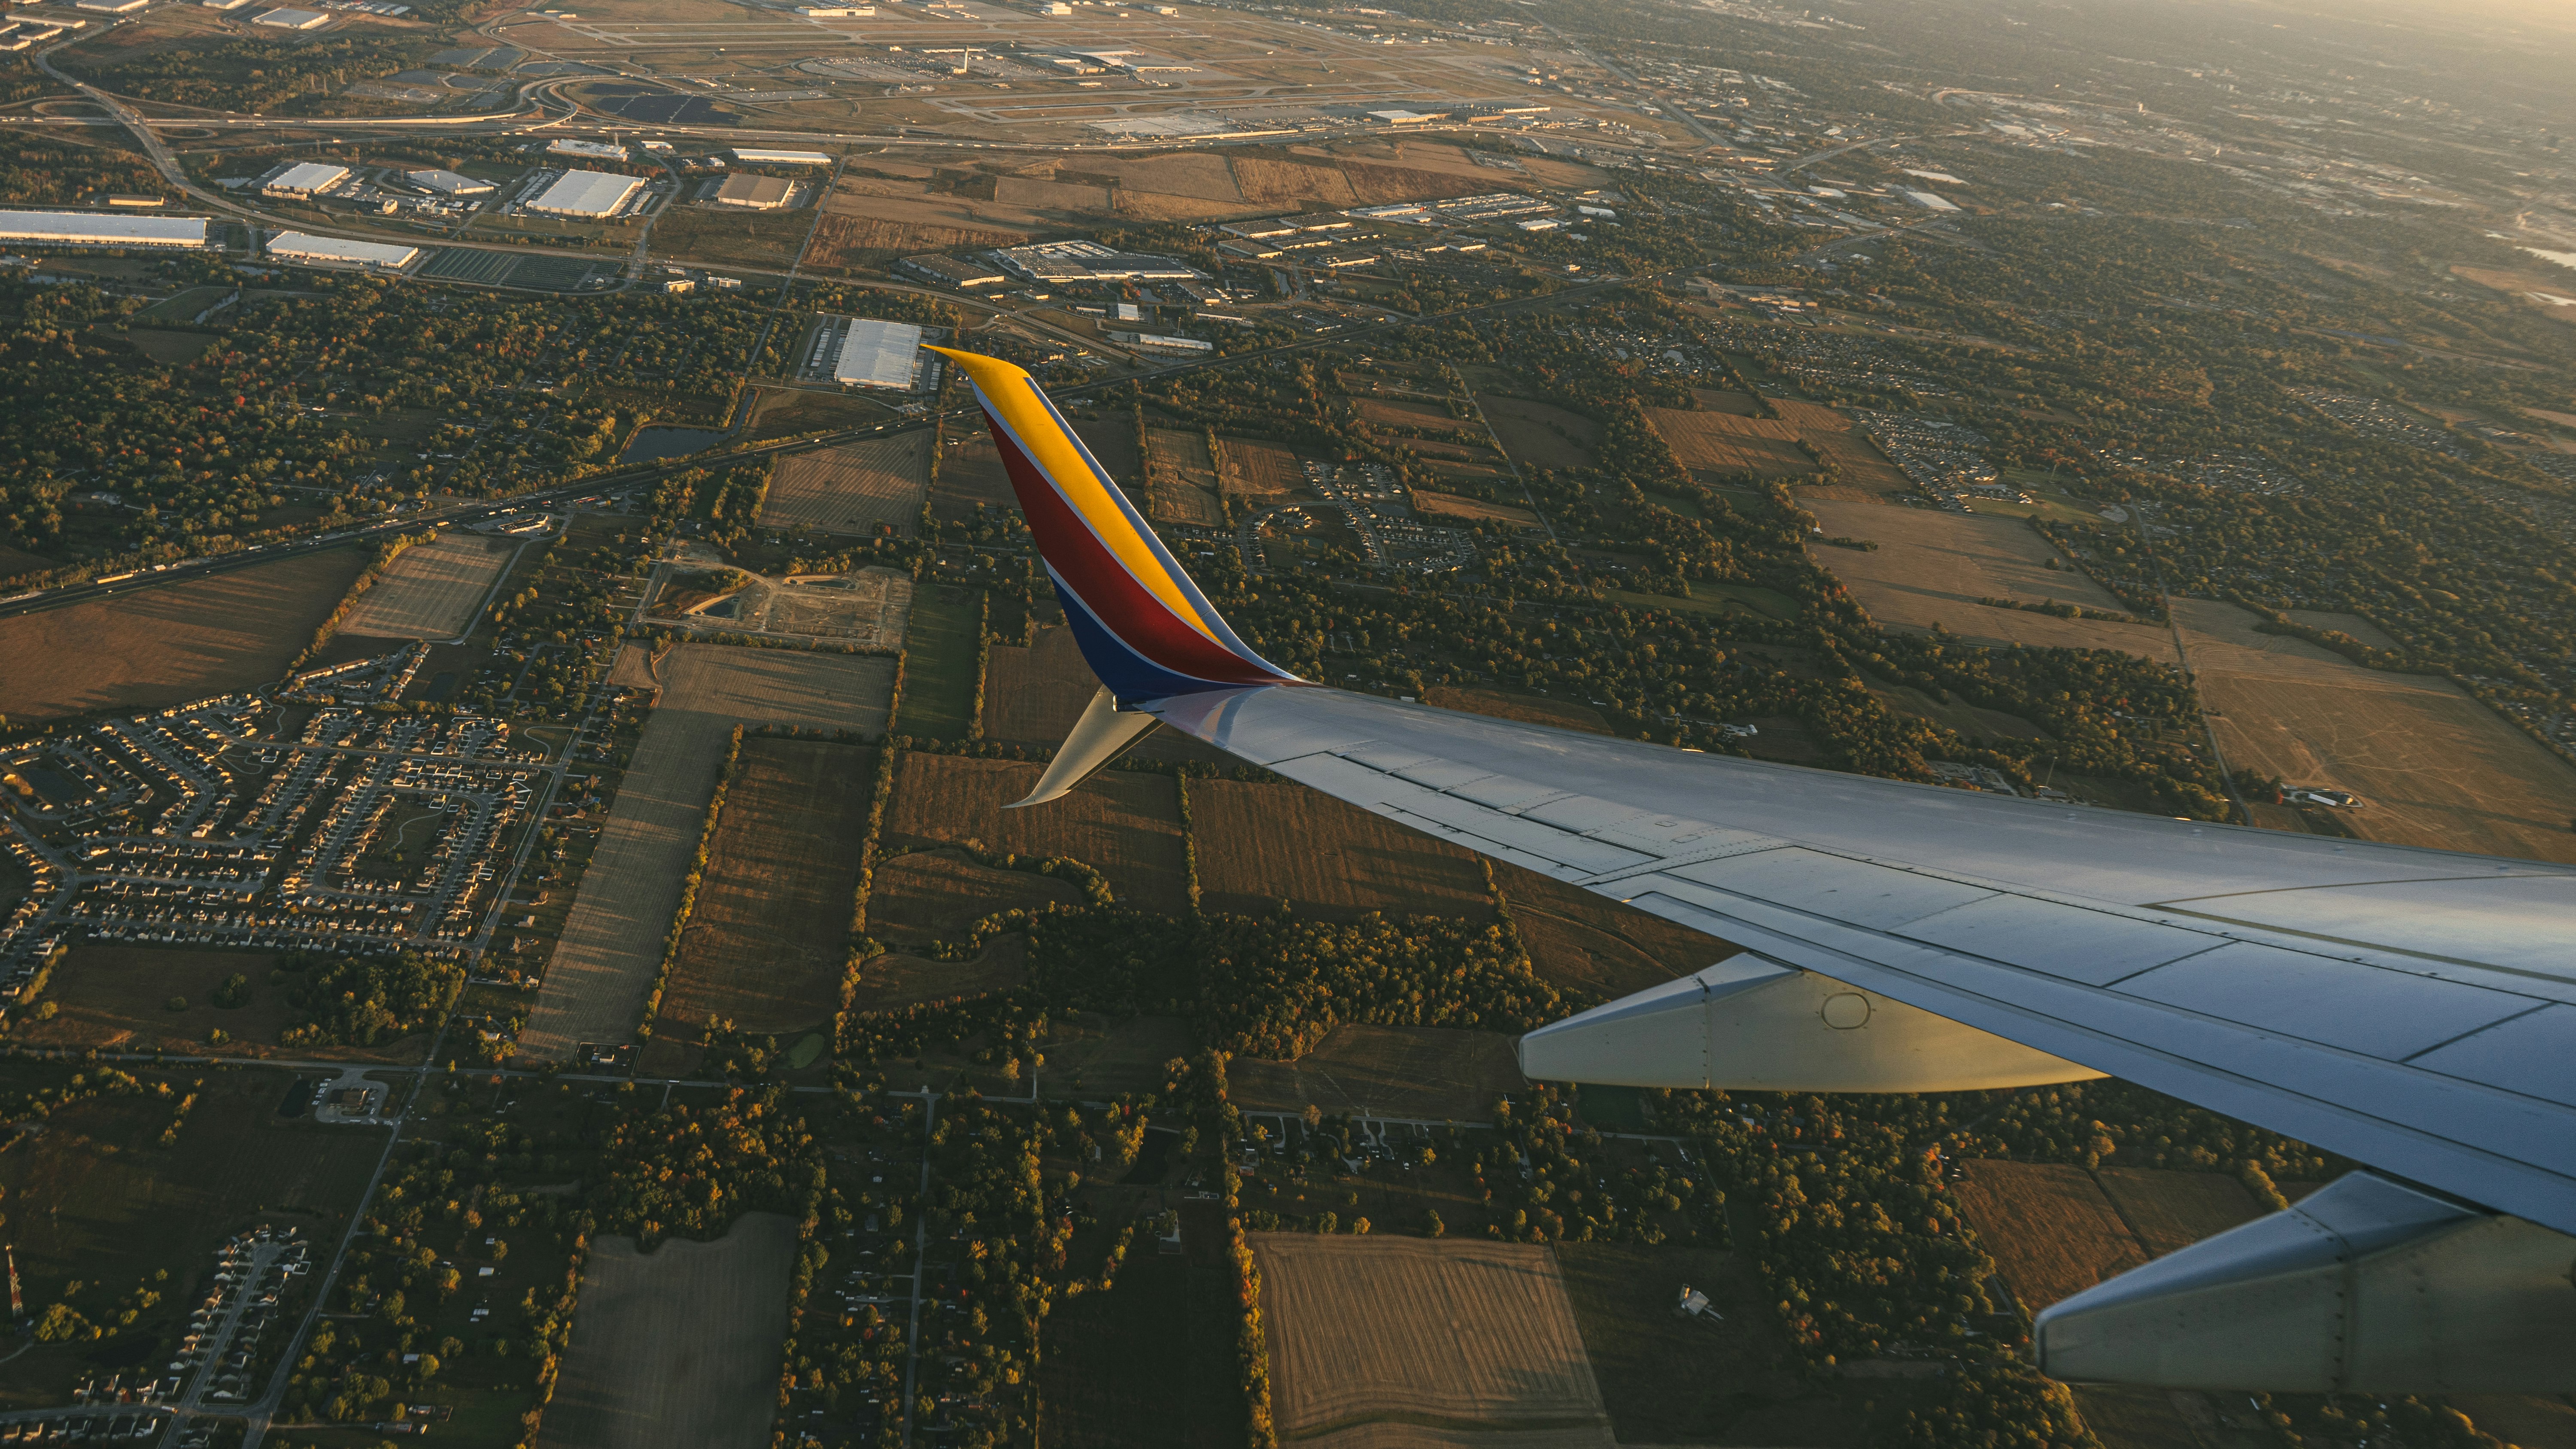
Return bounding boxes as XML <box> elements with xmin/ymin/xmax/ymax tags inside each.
<box><xmin>927</xmin><ymin>345</ymin><xmax>1300</xmax><ymax>703</ymax></box>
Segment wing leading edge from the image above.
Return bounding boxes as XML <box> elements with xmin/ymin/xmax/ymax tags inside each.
<box><xmin>934</xmin><ymin>346</ymin><xmax>2576</xmax><ymax>1237</ymax></box>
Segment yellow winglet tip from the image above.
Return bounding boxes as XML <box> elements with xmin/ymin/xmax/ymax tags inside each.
<box><xmin>924</xmin><ymin>345</ymin><xmax>1030</xmax><ymax>391</ymax></box>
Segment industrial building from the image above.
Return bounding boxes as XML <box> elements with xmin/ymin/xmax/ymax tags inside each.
<box><xmin>828</xmin><ymin>317</ymin><xmax>924</xmax><ymax>390</ymax></box>
<box><xmin>546</xmin><ymin>139</ymin><xmax>629</xmax><ymax>161</ymax></box>
<box><xmin>250</xmin><ymin>7</ymin><xmax>331</xmax><ymax>27</ymax></box>
<box><xmin>262</xmin><ymin>162</ymin><xmax>350</xmax><ymax>199</ymax></box>
<box><xmin>795</xmin><ymin>4</ymin><xmax>871</xmax><ymax>13</ymax></box>
<box><xmin>201</xmin><ymin>0</ymin><xmax>256</xmax><ymax>9</ymax></box>
<box><xmin>525</xmin><ymin>169</ymin><xmax>644</xmax><ymax>219</ymax></box>
<box><xmin>0</xmin><ymin>211</ymin><xmax>210</xmax><ymax>250</ymax></box>
<box><xmin>899</xmin><ymin>253</ymin><xmax>1007</xmax><ymax>289</ymax></box>
<box><xmin>1899</xmin><ymin>188</ymin><xmax>1960</xmax><ymax>212</ymax></box>
<box><xmin>265</xmin><ymin>231</ymin><xmax>420</xmax><ymax>272</ymax></box>
<box><xmin>714</xmin><ymin>174</ymin><xmax>793</xmax><ymax>210</ymax></box>
<box><xmin>991</xmin><ymin>238</ymin><xmax>1203</xmax><ymax>284</ymax></box>
<box><xmin>730</xmin><ymin>148</ymin><xmax>832</xmax><ymax>167</ymax></box>
<box><xmin>75</xmin><ymin>0</ymin><xmax>146</xmax><ymax>13</ymax></box>
<box><xmin>1110</xmin><ymin>330</ymin><xmax>1212</xmax><ymax>354</ymax></box>
<box><xmin>406</xmin><ymin>169</ymin><xmax>494</xmax><ymax>197</ymax></box>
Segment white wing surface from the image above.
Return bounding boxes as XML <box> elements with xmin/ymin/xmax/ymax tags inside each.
<box><xmin>1148</xmin><ymin>684</ymin><xmax>2576</xmax><ymax>1236</ymax></box>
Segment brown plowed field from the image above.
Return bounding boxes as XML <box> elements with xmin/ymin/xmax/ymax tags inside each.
<box><xmin>1412</xmin><ymin>490</ymin><xmax>1539</xmax><ymax>527</ymax></box>
<box><xmin>335</xmin><ymin>533</ymin><xmax>516</xmax><ymax>640</ymax></box>
<box><xmin>1251</xmin><ymin>1234</ymin><xmax>1610</xmax><ymax>1446</ymax></box>
<box><xmin>1648</xmin><ymin>407</ymin><xmax>1811</xmax><ymax>480</ymax></box>
<box><xmin>980</xmin><ymin>624</ymin><xmax>1229</xmax><ymax>765</ymax></box>
<box><xmin>762</xmin><ymin>431</ymin><xmax>931</xmax><ymax>537</ymax></box>
<box><xmin>1190</xmin><ymin>779</ymin><xmax>1492</xmax><ymax>921</ymax></box>
<box><xmin>654</xmin><ymin>739</ymin><xmax>874</xmax><ymax>1045</ymax></box>
<box><xmin>931</xmin><ymin>415</ymin><xmax>1018</xmax><ymax>521</ymax></box>
<box><xmin>2092</xmin><ymin>1167</ymin><xmax>2260</xmax><ymax>1259</ymax></box>
<box><xmin>1229</xmin><ymin>155</ymin><xmax>1356</xmax><ymax>207</ymax></box>
<box><xmin>540</xmin><ymin>1213</ymin><xmax>797</xmax><ymax>1449</ymax></box>
<box><xmin>864</xmin><ymin>849</ymin><xmax>1085</xmax><ymax>939</ymax></box>
<box><xmin>1145</xmin><ymin>427</ymin><xmax>1226</xmax><ymax>527</ymax></box>
<box><xmin>1947</xmin><ymin>1161</ymin><xmax>2146</xmax><ymax>1314</ymax></box>
<box><xmin>881</xmin><ymin>753</ymin><xmax>1191</xmax><ymax>912</ymax></box>
<box><xmin>1229</xmin><ymin>1023</ymin><xmax>1527</xmax><ymax>1119</ymax></box>
<box><xmin>1498</xmin><ymin>862</ymin><xmax>1737</xmax><ymax>1000</ymax></box>
<box><xmin>0</xmin><ymin>547</ymin><xmax>369</xmax><ymax>721</ymax></box>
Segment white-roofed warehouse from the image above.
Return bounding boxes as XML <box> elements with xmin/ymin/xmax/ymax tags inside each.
<box><xmin>831</xmin><ymin>318</ymin><xmax>923</xmax><ymax>390</ymax></box>
<box><xmin>525</xmin><ymin>169</ymin><xmax>644</xmax><ymax>218</ymax></box>
<box><xmin>263</xmin><ymin>162</ymin><xmax>350</xmax><ymax>198</ymax></box>
<box><xmin>265</xmin><ymin>231</ymin><xmax>420</xmax><ymax>272</ymax></box>
<box><xmin>0</xmin><ymin>211</ymin><xmax>209</xmax><ymax>249</ymax></box>
<box><xmin>731</xmin><ymin>148</ymin><xmax>833</xmax><ymax>166</ymax></box>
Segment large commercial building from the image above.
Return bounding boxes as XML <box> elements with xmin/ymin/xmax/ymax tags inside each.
<box><xmin>405</xmin><ymin>168</ymin><xmax>494</xmax><ymax>198</ymax></box>
<box><xmin>250</xmin><ymin>7</ymin><xmax>332</xmax><ymax>27</ymax></box>
<box><xmin>546</xmin><ymin>138</ymin><xmax>628</xmax><ymax>161</ymax></box>
<box><xmin>525</xmin><ymin>169</ymin><xmax>644</xmax><ymax>218</ymax></box>
<box><xmin>991</xmin><ymin>238</ymin><xmax>1203</xmax><ymax>284</ymax></box>
<box><xmin>0</xmin><ymin>210</ymin><xmax>209</xmax><ymax>250</ymax></box>
<box><xmin>75</xmin><ymin>0</ymin><xmax>147</xmax><ymax>13</ymax></box>
<box><xmin>729</xmin><ymin>148</ymin><xmax>832</xmax><ymax>167</ymax></box>
<box><xmin>262</xmin><ymin>162</ymin><xmax>350</xmax><ymax>199</ymax></box>
<box><xmin>713</xmin><ymin>174</ymin><xmax>792</xmax><ymax>210</ymax></box>
<box><xmin>829</xmin><ymin>318</ymin><xmax>923</xmax><ymax>390</ymax></box>
<box><xmin>899</xmin><ymin>252</ymin><xmax>1007</xmax><ymax>289</ymax></box>
<box><xmin>265</xmin><ymin>231</ymin><xmax>419</xmax><ymax>272</ymax></box>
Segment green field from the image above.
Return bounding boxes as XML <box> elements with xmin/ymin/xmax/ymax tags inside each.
<box><xmin>1601</xmin><ymin>582</ymin><xmax>1799</xmax><ymax>621</ymax></box>
<box><xmin>893</xmin><ymin>588</ymin><xmax>981</xmax><ymax>741</ymax></box>
<box><xmin>137</xmin><ymin>285</ymin><xmax>233</xmax><ymax>323</ymax></box>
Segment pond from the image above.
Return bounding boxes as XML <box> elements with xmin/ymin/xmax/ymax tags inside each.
<box><xmin>618</xmin><ymin>424</ymin><xmax>728</xmax><ymax>464</ymax></box>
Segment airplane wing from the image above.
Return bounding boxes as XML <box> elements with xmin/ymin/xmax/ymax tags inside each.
<box><xmin>926</xmin><ymin>346</ymin><xmax>2576</xmax><ymax>1265</ymax></box>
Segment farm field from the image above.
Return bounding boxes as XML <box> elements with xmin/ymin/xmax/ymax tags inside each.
<box><xmin>1412</xmin><ymin>489</ymin><xmax>1540</xmax><ymax>527</ymax></box>
<box><xmin>539</xmin><ymin>1213</ymin><xmax>797</xmax><ymax>1449</ymax></box>
<box><xmin>1250</xmin><ymin>1234</ymin><xmax>1612</xmax><ymax>1448</ymax></box>
<box><xmin>1476</xmin><ymin>396</ymin><xmax>1598</xmax><ymax>471</ymax></box>
<box><xmin>880</xmin><ymin>752</ymin><xmax>1190</xmax><ymax>912</ymax></box>
<box><xmin>851</xmin><ymin>934</ymin><xmax>1034</xmax><ymax>1010</ymax></box>
<box><xmin>1947</xmin><ymin>1161</ymin><xmax>2146</xmax><ymax>1315</ymax></box>
<box><xmin>760</xmin><ymin>431</ymin><xmax>931</xmax><ymax>537</ymax></box>
<box><xmin>893</xmin><ymin>587</ymin><xmax>980</xmax><ymax>740</ymax></box>
<box><xmin>1215</xmin><ymin>435</ymin><xmax>1306</xmax><ymax>504</ymax></box>
<box><xmin>1190</xmin><ymin>779</ymin><xmax>1492</xmax><ymax>922</ymax></box>
<box><xmin>1037</xmin><ymin>1254</ymin><xmax>1248</xmax><ymax>1449</ymax></box>
<box><xmin>0</xmin><ymin>1068</ymin><xmax>384</xmax><ymax>1409</ymax></box>
<box><xmin>981</xmin><ymin>622</ymin><xmax>1094</xmax><ymax>746</ymax></box>
<box><xmin>1554</xmin><ymin>1240</ymin><xmax>1882</xmax><ymax>1447</ymax></box>
<box><xmin>1794</xmin><ymin>497</ymin><xmax>2164</xmax><ymax>651</ymax></box>
<box><xmin>519</xmin><ymin>647</ymin><xmax>896</xmax><ymax>1060</ymax></box>
<box><xmin>930</xmin><ymin>415</ymin><xmax>1018</xmax><ymax>521</ymax></box>
<box><xmin>1143</xmin><ymin>426</ymin><xmax>1225</xmax><ymax>527</ymax></box>
<box><xmin>652</xmin><ymin>738</ymin><xmax>875</xmax><ymax>1059</ymax></box>
<box><xmin>1498</xmin><ymin>862</ymin><xmax>1736</xmax><ymax>1000</ymax></box>
<box><xmin>0</xmin><ymin>547</ymin><xmax>369</xmax><ymax>721</ymax></box>
<box><xmin>863</xmin><ymin>851</ymin><xmax>1084</xmax><ymax>940</ymax></box>
<box><xmin>1648</xmin><ymin>404</ymin><xmax>1810</xmax><ymax>480</ymax></box>
<box><xmin>2169</xmin><ymin>596</ymin><xmax>2576</xmax><ymax>864</ymax></box>
<box><xmin>1769</xmin><ymin>399</ymin><xmax>1912</xmax><ymax>494</ymax></box>
<box><xmin>1228</xmin><ymin>1023</ymin><xmax>1526</xmax><ymax>1120</ymax></box>
<box><xmin>9</xmin><ymin>943</ymin><xmax>429</xmax><ymax>1062</ymax></box>
<box><xmin>2091</xmin><ymin>1167</ymin><xmax>2262</xmax><ymax>1258</ymax></box>
<box><xmin>335</xmin><ymin>533</ymin><xmax>518</xmax><ymax>640</ymax></box>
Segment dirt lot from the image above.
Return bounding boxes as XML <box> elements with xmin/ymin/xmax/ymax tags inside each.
<box><xmin>761</xmin><ymin>431</ymin><xmax>932</xmax><ymax>537</ymax></box>
<box><xmin>1251</xmin><ymin>1234</ymin><xmax>1611</xmax><ymax>1447</ymax></box>
<box><xmin>518</xmin><ymin>647</ymin><xmax>897</xmax><ymax>1061</ymax></box>
<box><xmin>9</xmin><ymin>943</ymin><xmax>430</xmax><ymax>1062</ymax></box>
<box><xmin>1477</xmin><ymin>396</ymin><xmax>1598</xmax><ymax>471</ymax></box>
<box><xmin>335</xmin><ymin>534</ymin><xmax>517</xmax><ymax>640</ymax></box>
<box><xmin>654</xmin><ymin>738</ymin><xmax>874</xmax><ymax>1049</ymax></box>
<box><xmin>1215</xmin><ymin>436</ymin><xmax>1307</xmax><ymax>503</ymax></box>
<box><xmin>1144</xmin><ymin>426</ymin><xmax>1225</xmax><ymax>527</ymax></box>
<box><xmin>1230</xmin><ymin>1024</ymin><xmax>1526</xmax><ymax>1120</ymax></box>
<box><xmin>1649</xmin><ymin>406</ymin><xmax>1811</xmax><ymax>481</ymax></box>
<box><xmin>1947</xmin><ymin>1161</ymin><xmax>2147</xmax><ymax>1316</ymax></box>
<box><xmin>880</xmin><ymin>752</ymin><xmax>1191</xmax><ymax>913</ymax></box>
<box><xmin>539</xmin><ymin>1212</ymin><xmax>797</xmax><ymax>1449</ymax></box>
<box><xmin>1190</xmin><ymin>779</ymin><xmax>1492</xmax><ymax>921</ymax></box>
<box><xmin>0</xmin><ymin>547</ymin><xmax>369</xmax><ymax>721</ymax></box>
